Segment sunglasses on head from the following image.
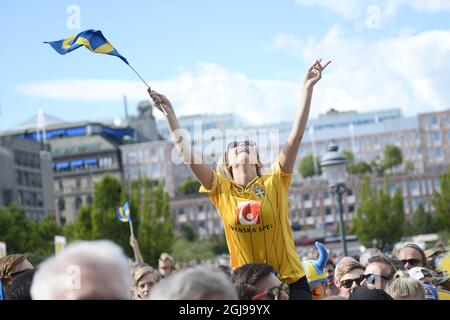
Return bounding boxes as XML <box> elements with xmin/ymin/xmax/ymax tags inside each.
<box><xmin>227</xmin><ymin>140</ymin><xmax>256</xmax><ymax>150</ymax></box>
<box><xmin>400</xmin><ymin>259</ymin><xmax>421</xmax><ymax>267</ymax></box>
<box><xmin>340</xmin><ymin>274</ymin><xmax>365</xmax><ymax>289</ymax></box>
<box><xmin>251</xmin><ymin>283</ymin><xmax>289</xmax><ymax>300</ymax></box>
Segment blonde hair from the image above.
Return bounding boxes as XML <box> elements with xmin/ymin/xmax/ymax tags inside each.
<box><xmin>335</xmin><ymin>260</ymin><xmax>364</xmax><ymax>282</ymax></box>
<box><xmin>133</xmin><ymin>264</ymin><xmax>161</xmax><ymax>286</ymax></box>
<box><xmin>0</xmin><ymin>254</ymin><xmax>27</xmax><ymax>290</ymax></box>
<box><xmin>386</xmin><ymin>271</ymin><xmax>425</xmax><ymax>300</ymax></box>
<box><xmin>216</xmin><ymin>149</ymin><xmax>263</xmax><ymax>181</ymax></box>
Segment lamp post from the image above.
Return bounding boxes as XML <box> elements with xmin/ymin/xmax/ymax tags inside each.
<box><xmin>320</xmin><ymin>143</ymin><xmax>349</xmax><ymax>257</ymax></box>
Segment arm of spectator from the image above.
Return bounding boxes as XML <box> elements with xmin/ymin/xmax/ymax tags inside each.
<box><xmin>130</xmin><ymin>235</ymin><xmax>145</xmax><ymax>265</ymax></box>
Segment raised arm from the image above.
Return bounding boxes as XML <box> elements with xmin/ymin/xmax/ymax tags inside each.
<box><xmin>148</xmin><ymin>89</ymin><xmax>213</xmax><ymax>189</ymax></box>
<box><xmin>130</xmin><ymin>235</ymin><xmax>145</xmax><ymax>265</ymax></box>
<box><xmin>278</xmin><ymin>59</ymin><xmax>331</xmax><ymax>173</ymax></box>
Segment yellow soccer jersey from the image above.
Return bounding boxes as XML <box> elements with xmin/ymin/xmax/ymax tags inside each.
<box><xmin>199</xmin><ymin>160</ymin><xmax>305</xmax><ymax>284</ymax></box>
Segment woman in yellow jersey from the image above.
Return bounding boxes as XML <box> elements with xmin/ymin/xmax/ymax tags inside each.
<box><xmin>148</xmin><ymin>59</ymin><xmax>331</xmax><ymax>300</ymax></box>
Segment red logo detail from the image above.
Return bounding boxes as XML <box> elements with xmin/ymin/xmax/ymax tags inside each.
<box><xmin>236</xmin><ymin>201</ymin><xmax>261</xmax><ymax>225</ymax></box>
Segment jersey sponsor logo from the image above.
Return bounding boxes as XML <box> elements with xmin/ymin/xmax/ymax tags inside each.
<box><xmin>236</xmin><ymin>201</ymin><xmax>261</xmax><ymax>225</ymax></box>
<box><xmin>252</xmin><ymin>183</ymin><xmax>266</xmax><ymax>199</ymax></box>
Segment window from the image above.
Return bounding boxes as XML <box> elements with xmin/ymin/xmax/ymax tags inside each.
<box><xmin>76</xmin><ymin>179</ymin><xmax>81</xmax><ymax>189</ymax></box>
<box><xmin>58</xmin><ymin>198</ymin><xmax>65</xmax><ymax>211</ymax></box>
<box><xmin>178</xmin><ymin>208</ymin><xmax>185</xmax><ymax>215</ymax></box>
<box><xmin>323</xmin><ymin>191</ymin><xmax>329</xmax><ymax>199</ymax></box>
<box><xmin>410</xmin><ymin>180</ymin><xmax>419</xmax><ymax>190</ymax></box>
<box><xmin>306</xmin><ymin>209</ymin><xmax>312</xmax><ymax>217</ymax></box>
<box><xmin>435</xmin><ymin>147</ymin><xmax>442</xmax><ymax>157</ymax></box>
<box><xmin>198</xmin><ymin>205</ymin><xmax>204</xmax><ymax>212</ymax></box>
<box><xmin>433</xmin><ymin>132</ymin><xmax>440</xmax><ymax>141</ymax></box>
<box><xmin>325</xmin><ymin>207</ymin><xmax>332</xmax><ymax>215</ymax></box>
<box><xmin>303</xmin><ymin>194</ymin><xmax>310</xmax><ymax>201</ymax></box>
<box><xmin>347</xmin><ymin>189</ymin><xmax>353</xmax><ymax>196</ymax></box>
<box><xmin>349</xmin><ymin>205</ymin><xmax>355</xmax><ymax>213</ymax></box>
<box><xmin>75</xmin><ymin>197</ymin><xmax>82</xmax><ymax>210</ymax></box>
<box><xmin>59</xmin><ymin>180</ymin><xmax>64</xmax><ymax>191</ymax></box>
<box><xmin>86</xmin><ymin>195</ymin><xmax>93</xmax><ymax>205</ymax></box>
<box><xmin>431</xmin><ymin>116</ymin><xmax>438</xmax><ymax>125</ymax></box>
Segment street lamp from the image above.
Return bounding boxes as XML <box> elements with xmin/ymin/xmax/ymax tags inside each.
<box><xmin>320</xmin><ymin>142</ymin><xmax>349</xmax><ymax>257</ymax></box>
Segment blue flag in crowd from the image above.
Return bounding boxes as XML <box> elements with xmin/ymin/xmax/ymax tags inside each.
<box><xmin>44</xmin><ymin>29</ymin><xmax>129</xmax><ymax>64</ymax></box>
<box><xmin>116</xmin><ymin>201</ymin><xmax>132</xmax><ymax>222</ymax></box>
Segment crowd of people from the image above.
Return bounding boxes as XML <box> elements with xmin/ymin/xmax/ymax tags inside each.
<box><xmin>0</xmin><ymin>238</ymin><xmax>449</xmax><ymax>300</ymax></box>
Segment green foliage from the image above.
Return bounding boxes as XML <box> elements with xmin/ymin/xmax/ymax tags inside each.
<box><xmin>0</xmin><ymin>206</ymin><xmax>62</xmax><ymax>264</ymax></box>
<box><xmin>352</xmin><ymin>177</ymin><xmax>405</xmax><ymax>251</ymax></box>
<box><xmin>137</xmin><ymin>181</ymin><xmax>174</xmax><ymax>266</ymax></box>
<box><xmin>211</xmin><ymin>232</ymin><xmax>229</xmax><ymax>255</ymax></box>
<box><xmin>351</xmin><ymin>161</ymin><xmax>372</xmax><ymax>175</ymax></box>
<box><xmin>382</xmin><ymin>144</ymin><xmax>403</xmax><ymax>170</ymax></box>
<box><xmin>170</xmin><ymin>237</ymin><xmax>216</xmax><ymax>263</ymax></box>
<box><xmin>404</xmin><ymin>161</ymin><xmax>414</xmax><ymax>174</ymax></box>
<box><xmin>405</xmin><ymin>203</ymin><xmax>439</xmax><ymax>236</ymax></box>
<box><xmin>179</xmin><ymin>224</ymin><xmax>198</xmax><ymax>242</ymax></box>
<box><xmin>299</xmin><ymin>154</ymin><xmax>322</xmax><ymax>178</ymax></box>
<box><xmin>176</xmin><ymin>177</ymin><xmax>201</xmax><ymax>195</ymax></box>
<box><xmin>433</xmin><ymin>168</ymin><xmax>450</xmax><ymax>232</ymax></box>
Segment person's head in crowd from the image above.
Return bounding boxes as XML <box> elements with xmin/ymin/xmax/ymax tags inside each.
<box><xmin>132</xmin><ymin>264</ymin><xmax>161</xmax><ymax>300</ymax></box>
<box><xmin>5</xmin><ymin>269</ymin><xmax>35</xmax><ymax>300</ymax></box>
<box><xmin>31</xmin><ymin>240</ymin><xmax>131</xmax><ymax>300</ymax></box>
<box><xmin>335</xmin><ymin>260</ymin><xmax>365</xmax><ymax>299</ymax></box>
<box><xmin>361</xmin><ymin>255</ymin><xmax>396</xmax><ymax>290</ymax></box>
<box><xmin>231</xmin><ymin>263</ymin><xmax>289</xmax><ymax>300</ymax></box>
<box><xmin>334</xmin><ymin>256</ymin><xmax>357</xmax><ymax>277</ymax></box>
<box><xmin>325</xmin><ymin>259</ymin><xmax>339</xmax><ymax>296</ymax></box>
<box><xmin>301</xmin><ymin>242</ymin><xmax>329</xmax><ymax>300</ymax></box>
<box><xmin>150</xmin><ymin>266</ymin><xmax>237</xmax><ymax>300</ymax></box>
<box><xmin>385</xmin><ymin>270</ymin><xmax>425</xmax><ymax>300</ymax></box>
<box><xmin>425</xmin><ymin>248</ymin><xmax>444</xmax><ymax>270</ymax></box>
<box><xmin>158</xmin><ymin>253</ymin><xmax>175</xmax><ymax>278</ymax></box>
<box><xmin>396</xmin><ymin>243</ymin><xmax>427</xmax><ymax>270</ymax></box>
<box><xmin>216</xmin><ymin>140</ymin><xmax>263</xmax><ymax>181</ymax></box>
<box><xmin>359</xmin><ymin>248</ymin><xmax>382</xmax><ymax>267</ymax></box>
<box><xmin>0</xmin><ymin>254</ymin><xmax>34</xmax><ymax>297</ymax></box>
<box><xmin>349</xmin><ymin>287</ymin><xmax>394</xmax><ymax>300</ymax></box>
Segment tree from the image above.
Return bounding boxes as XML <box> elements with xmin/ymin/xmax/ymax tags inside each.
<box><xmin>433</xmin><ymin>168</ymin><xmax>450</xmax><ymax>232</ymax></box>
<box><xmin>135</xmin><ymin>180</ymin><xmax>174</xmax><ymax>266</ymax></box>
<box><xmin>176</xmin><ymin>177</ymin><xmax>201</xmax><ymax>195</ymax></box>
<box><xmin>63</xmin><ymin>206</ymin><xmax>94</xmax><ymax>241</ymax></box>
<box><xmin>0</xmin><ymin>206</ymin><xmax>61</xmax><ymax>264</ymax></box>
<box><xmin>170</xmin><ymin>237</ymin><xmax>216</xmax><ymax>264</ymax></box>
<box><xmin>404</xmin><ymin>161</ymin><xmax>415</xmax><ymax>174</ymax></box>
<box><xmin>405</xmin><ymin>203</ymin><xmax>439</xmax><ymax>236</ymax></box>
<box><xmin>351</xmin><ymin>161</ymin><xmax>372</xmax><ymax>175</ymax></box>
<box><xmin>179</xmin><ymin>223</ymin><xmax>198</xmax><ymax>242</ymax></box>
<box><xmin>299</xmin><ymin>154</ymin><xmax>321</xmax><ymax>178</ymax></box>
<box><xmin>382</xmin><ymin>145</ymin><xmax>403</xmax><ymax>171</ymax></box>
<box><xmin>211</xmin><ymin>231</ymin><xmax>229</xmax><ymax>255</ymax></box>
<box><xmin>352</xmin><ymin>177</ymin><xmax>405</xmax><ymax>251</ymax></box>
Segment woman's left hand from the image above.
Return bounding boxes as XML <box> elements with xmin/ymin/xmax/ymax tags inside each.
<box><xmin>304</xmin><ymin>59</ymin><xmax>331</xmax><ymax>89</ymax></box>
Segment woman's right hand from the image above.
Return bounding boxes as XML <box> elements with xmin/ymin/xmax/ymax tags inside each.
<box><xmin>147</xmin><ymin>89</ymin><xmax>174</xmax><ymax>116</ymax></box>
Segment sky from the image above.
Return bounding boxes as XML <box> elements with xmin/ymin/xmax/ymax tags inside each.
<box><xmin>1</xmin><ymin>0</ymin><xmax>450</xmax><ymax>131</ymax></box>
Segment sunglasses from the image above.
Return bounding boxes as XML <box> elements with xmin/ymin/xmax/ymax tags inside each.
<box><xmin>227</xmin><ymin>140</ymin><xmax>257</xmax><ymax>150</ymax></box>
<box><xmin>251</xmin><ymin>283</ymin><xmax>289</xmax><ymax>300</ymax></box>
<box><xmin>364</xmin><ymin>273</ymin><xmax>391</xmax><ymax>285</ymax></box>
<box><xmin>340</xmin><ymin>275</ymin><xmax>365</xmax><ymax>289</ymax></box>
<box><xmin>400</xmin><ymin>259</ymin><xmax>421</xmax><ymax>267</ymax></box>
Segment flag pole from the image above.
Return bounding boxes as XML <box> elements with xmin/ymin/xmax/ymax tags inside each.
<box><xmin>129</xmin><ymin>219</ymin><xmax>135</xmax><ymax>238</ymax></box>
<box><xmin>126</xmin><ymin>63</ymin><xmax>168</xmax><ymax>116</ymax></box>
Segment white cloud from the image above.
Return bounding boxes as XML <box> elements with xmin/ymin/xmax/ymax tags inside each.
<box><xmin>295</xmin><ymin>0</ymin><xmax>450</xmax><ymax>19</ymax></box>
<box><xmin>271</xmin><ymin>26</ymin><xmax>450</xmax><ymax>116</ymax></box>
<box><xmin>17</xmin><ymin>64</ymin><xmax>300</xmax><ymax>125</ymax></box>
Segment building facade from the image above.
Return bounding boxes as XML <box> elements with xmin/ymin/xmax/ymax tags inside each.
<box><xmin>0</xmin><ymin>136</ymin><xmax>54</xmax><ymax>219</ymax></box>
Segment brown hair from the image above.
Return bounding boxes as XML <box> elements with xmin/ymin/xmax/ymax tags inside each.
<box><xmin>0</xmin><ymin>254</ymin><xmax>27</xmax><ymax>290</ymax></box>
<box><xmin>231</xmin><ymin>263</ymin><xmax>275</xmax><ymax>300</ymax></box>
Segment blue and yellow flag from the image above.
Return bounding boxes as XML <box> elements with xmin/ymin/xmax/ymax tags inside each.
<box><xmin>45</xmin><ymin>29</ymin><xmax>129</xmax><ymax>64</ymax></box>
<box><xmin>116</xmin><ymin>201</ymin><xmax>132</xmax><ymax>222</ymax></box>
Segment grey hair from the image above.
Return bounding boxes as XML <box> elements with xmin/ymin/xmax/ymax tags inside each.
<box><xmin>359</xmin><ymin>248</ymin><xmax>382</xmax><ymax>267</ymax></box>
<box><xmin>149</xmin><ymin>266</ymin><xmax>238</xmax><ymax>300</ymax></box>
<box><xmin>31</xmin><ymin>240</ymin><xmax>131</xmax><ymax>300</ymax></box>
